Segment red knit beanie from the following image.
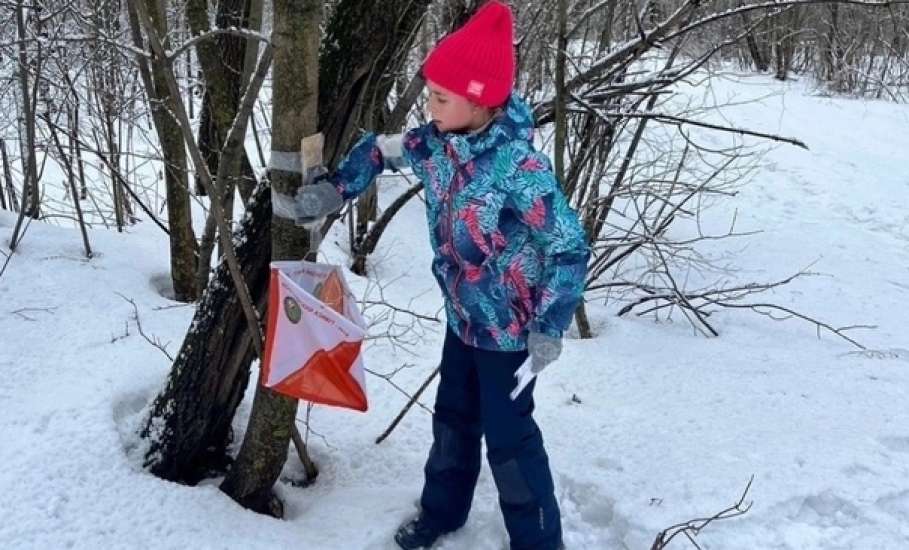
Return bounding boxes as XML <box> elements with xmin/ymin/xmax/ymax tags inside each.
<box><xmin>422</xmin><ymin>1</ymin><xmax>516</xmax><ymax>108</ymax></box>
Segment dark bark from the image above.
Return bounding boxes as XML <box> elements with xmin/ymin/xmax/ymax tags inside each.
<box><xmin>140</xmin><ymin>0</ymin><xmax>432</xmax><ymax>500</ymax></box>
<box><xmin>741</xmin><ymin>13</ymin><xmax>769</xmax><ymax>71</ymax></box>
<box><xmin>10</xmin><ymin>0</ymin><xmax>41</xmax><ymax>251</ymax></box>
<box><xmin>318</xmin><ymin>0</ymin><xmax>432</xmax><ymax>166</ymax></box>
<box><xmin>0</xmin><ymin>141</ymin><xmax>7</xmax><ymax>211</ymax></box>
<box><xmin>1</xmin><ymin>141</ymin><xmax>17</xmax><ymax>214</ymax></box>
<box><xmin>332</xmin><ymin>0</ymin><xmax>465</xmax><ymax>275</ymax></box>
<box><xmin>774</xmin><ymin>9</ymin><xmax>801</xmax><ymax>81</ymax></box>
<box><xmin>187</xmin><ymin>0</ymin><xmax>252</xmax><ymax>195</ymax></box>
<box><xmin>70</xmin><ymin>88</ymin><xmax>88</xmax><ymax>200</ymax></box>
<box><xmin>132</xmin><ymin>0</ymin><xmax>273</xmax><ymax>493</ymax></box>
<box><xmin>140</xmin><ymin>181</ymin><xmax>271</xmax><ymax>484</ymax></box>
<box><xmin>187</xmin><ymin>0</ymin><xmax>258</xmax><ymax>290</ymax></box>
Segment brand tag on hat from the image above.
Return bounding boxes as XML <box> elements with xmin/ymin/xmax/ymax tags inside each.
<box><xmin>467</xmin><ymin>80</ymin><xmax>485</xmax><ymax>98</ymax></box>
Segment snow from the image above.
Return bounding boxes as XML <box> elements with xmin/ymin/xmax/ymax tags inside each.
<box><xmin>2</xmin><ymin>71</ymin><xmax>909</xmax><ymax>550</ymax></box>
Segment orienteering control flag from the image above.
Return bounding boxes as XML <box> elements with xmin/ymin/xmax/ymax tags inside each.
<box><xmin>262</xmin><ymin>260</ymin><xmax>368</xmax><ymax>411</ymax></box>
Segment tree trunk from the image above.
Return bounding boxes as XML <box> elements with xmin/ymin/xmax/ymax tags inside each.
<box><xmin>241</xmin><ymin>0</ymin><xmax>264</xmax><ymax>97</ymax></box>
<box><xmin>140</xmin><ymin>181</ymin><xmax>271</xmax><ymax>484</ymax></box>
<box><xmin>322</xmin><ymin>0</ymin><xmax>444</xmax><ymax>275</ymax></box>
<box><xmin>554</xmin><ymin>0</ymin><xmax>568</xmax><ymax>187</ymax></box>
<box><xmin>43</xmin><ymin>109</ymin><xmax>92</xmax><ymax>258</ymax></box>
<box><xmin>774</xmin><ymin>10</ymin><xmax>798</xmax><ymax>81</ymax></box>
<box><xmin>187</xmin><ymin>0</ymin><xmax>258</xmax><ymax>285</ymax></box>
<box><xmin>0</xmin><ymin>141</ymin><xmax>14</xmax><ymax>212</ymax></box>
<box><xmin>741</xmin><ymin>13</ymin><xmax>768</xmax><ymax>72</ymax></box>
<box><xmin>318</xmin><ymin>0</ymin><xmax>432</xmax><ymax>166</ymax></box>
<box><xmin>128</xmin><ymin>0</ymin><xmax>199</xmax><ymax>302</ymax></box>
<box><xmin>0</xmin><ymin>142</ymin><xmax>6</xmax><ymax>211</ymax></box>
<box><xmin>218</xmin><ymin>0</ymin><xmax>322</xmax><ymax>518</ymax></box>
<box><xmin>107</xmin><ymin>112</ymin><xmax>125</xmax><ymax>231</ymax></box>
<box><xmin>139</xmin><ymin>0</ymin><xmax>431</xmax><ymax>506</ymax></box>
<box><xmin>10</xmin><ymin>0</ymin><xmax>41</xmax><ymax>251</ymax></box>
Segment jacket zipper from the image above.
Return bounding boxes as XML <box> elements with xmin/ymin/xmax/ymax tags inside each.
<box><xmin>446</xmin><ymin>147</ymin><xmax>471</xmax><ymax>342</ymax></box>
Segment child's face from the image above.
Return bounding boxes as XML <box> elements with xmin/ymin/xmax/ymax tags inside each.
<box><xmin>426</xmin><ymin>80</ymin><xmax>486</xmax><ymax>133</ymax></box>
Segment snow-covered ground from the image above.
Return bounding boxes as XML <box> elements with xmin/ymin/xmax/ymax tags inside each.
<box><xmin>2</xmin><ymin>71</ymin><xmax>908</xmax><ymax>550</ymax></box>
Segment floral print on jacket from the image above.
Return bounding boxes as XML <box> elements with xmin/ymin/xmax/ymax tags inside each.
<box><xmin>328</xmin><ymin>92</ymin><xmax>590</xmax><ymax>351</ymax></box>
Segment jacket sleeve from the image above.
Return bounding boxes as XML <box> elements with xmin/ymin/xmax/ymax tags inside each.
<box><xmin>327</xmin><ymin>132</ymin><xmax>407</xmax><ymax>200</ymax></box>
<box><xmin>510</xmin><ymin>150</ymin><xmax>590</xmax><ymax>339</ymax></box>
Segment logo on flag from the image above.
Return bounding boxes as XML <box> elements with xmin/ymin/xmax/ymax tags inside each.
<box><xmin>283</xmin><ymin>296</ymin><xmax>302</xmax><ymax>324</ymax></box>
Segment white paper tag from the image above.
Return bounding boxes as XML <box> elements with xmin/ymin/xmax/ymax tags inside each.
<box><xmin>510</xmin><ymin>357</ymin><xmax>536</xmax><ymax>401</ymax></box>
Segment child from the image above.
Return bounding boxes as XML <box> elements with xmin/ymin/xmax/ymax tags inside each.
<box><xmin>298</xmin><ymin>2</ymin><xmax>589</xmax><ymax>548</ymax></box>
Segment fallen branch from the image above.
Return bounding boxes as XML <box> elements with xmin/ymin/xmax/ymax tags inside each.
<box><xmin>651</xmin><ymin>475</ymin><xmax>754</xmax><ymax>550</ymax></box>
<box><xmin>376</xmin><ymin>364</ymin><xmax>440</xmax><ymax>445</ymax></box>
<box><xmin>11</xmin><ymin>306</ymin><xmax>58</xmax><ymax>321</ymax></box>
<box><xmin>116</xmin><ymin>292</ymin><xmax>173</xmax><ymax>360</ymax></box>
<box><xmin>290</xmin><ymin>404</ymin><xmax>319</xmax><ymax>486</ymax></box>
<box><xmin>366</xmin><ymin>363</ymin><xmax>434</xmax><ymax>416</ymax></box>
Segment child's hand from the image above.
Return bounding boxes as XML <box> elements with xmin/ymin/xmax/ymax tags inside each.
<box><xmin>528</xmin><ymin>331</ymin><xmax>562</xmax><ymax>373</ymax></box>
<box><xmin>510</xmin><ymin>332</ymin><xmax>562</xmax><ymax>400</ymax></box>
<box><xmin>293</xmin><ymin>179</ymin><xmax>343</xmax><ymax>226</ymax></box>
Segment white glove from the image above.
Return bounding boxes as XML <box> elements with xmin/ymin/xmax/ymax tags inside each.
<box><xmin>376</xmin><ymin>133</ymin><xmax>404</xmax><ymax>159</ymax></box>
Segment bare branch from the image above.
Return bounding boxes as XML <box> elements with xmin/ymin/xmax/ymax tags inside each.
<box><xmin>651</xmin><ymin>476</ymin><xmax>755</xmax><ymax>550</ymax></box>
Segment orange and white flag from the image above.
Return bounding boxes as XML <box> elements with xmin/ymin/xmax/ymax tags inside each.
<box><xmin>262</xmin><ymin>260</ymin><xmax>368</xmax><ymax>411</ymax></box>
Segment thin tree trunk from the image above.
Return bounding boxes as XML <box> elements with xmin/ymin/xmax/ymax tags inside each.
<box><xmin>741</xmin><ymin>13</ymin><xmax>768</xmax><ymax>71</ymax></box>
<box><xmin>66</xmin><ymin>106</ymin><xmax>77</xmax><ymax>207</ymax></box>
<box><xmin>600</xmin><ymin>0</ymin><xmax>617</xmax><ymax>55</ymax></box>
<box><xmin>10</xmin><ymin>0</ymin><xmax>41</xmax><ymax>251</ymax></box>
<box><xmin>554</xmin><ymin>0</ymin><xmax>592</xmax><ymax>338</ymax></box>
<box><xmin>63</xmin><ymin>75</ymin><xmax>88</xmax><ymax>201</ymax></box>
<box><xmin>241</xmin><ymin>0</ymin><xmax>264</xmax><ymax>93</ymax></box>
<box><xmin>104</xmin><ymin>106</ymin><xmax>124</xmax><ymax>231</ymax></box>
<box><xmin>554</xmin><ymin>0</ymin><xmax>568</xmax><ymax>186</ymax></box>
<box><xmin>43</xmin><ymin>112</ymin><xmax>92</xmax><ymax>258</ymax></box>
<box><xmin>0</xmin><ymin>141</ymin><xmax>14</xmax><ymax>212</ymax></box>
<box><xmin>0</xmin><ymin>142</ymin><xmax>6</xmax><ymax>211</ymax></box>
<box><xmin>219</xmin><ymin>0</ymin><xmax>322</xmax><ymax>518</ymax></box>
<box><xmin>187</xmin><ymin>0</ymin><xmax>258</xmax><ymax>283</ymax></box>
<box><xmin>128</xmin><ymin>0</ymin><xmax>199</xmax><ymax>302</ymax></box>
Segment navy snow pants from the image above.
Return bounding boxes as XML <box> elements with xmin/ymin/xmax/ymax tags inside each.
<box><xmin>418</xmin><ymin>326</ymin><xmax>562</xmax><ymax>550</ymax></box>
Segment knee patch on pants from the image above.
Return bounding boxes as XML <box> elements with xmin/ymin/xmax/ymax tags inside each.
<box><xmin>489</xmin><ymin>458</ymin><xmax>535</xmax><ymax>505</ymax></box>
<box><xmin>427</xmin><ymin>419</ymin><xmax>479</xmax><ymax>473</ymax></box>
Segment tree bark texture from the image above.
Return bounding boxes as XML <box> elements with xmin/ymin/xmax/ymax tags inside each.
<box><xmin>218</xmin><ymin>0</ymin><xmax>322</xmax><ymax>517</ymax></box>
<box><xmin>140</xmin><ymin>181</ymin><xmax>271</xmax><ymax>484</ymax></box>
<box><xmin>141</xmin><ymin>0</ymin><xmax>432</xmax><ymax>504</ymax></box>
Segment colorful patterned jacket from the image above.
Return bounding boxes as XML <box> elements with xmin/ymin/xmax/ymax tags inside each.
<box><xmin>328</xmin><ymin>92</ymin><xmax>590</xmax><ymax>351</ymax></box>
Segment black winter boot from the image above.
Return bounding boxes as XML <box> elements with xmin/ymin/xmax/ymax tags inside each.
<box><xmin>394</xmin><ymin>516</ymin><xmax>447</xmax><ymax>549</ymax></box>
